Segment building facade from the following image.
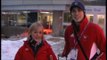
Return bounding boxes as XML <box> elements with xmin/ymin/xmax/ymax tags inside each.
<box><xmin>1</xmin><ymin>0</ymin><xmax>106</xmax><ymax>36</ymax></box>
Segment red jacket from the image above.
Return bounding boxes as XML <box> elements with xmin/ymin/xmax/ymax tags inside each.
<box><xmin>15</xmin><ymin>40</ymin><xmax>57</xmax><ymax>60</ymax></box>
<box><xmin>62</xmin><ymin>17</ymin><xmax>106</xmax><ymax>60</ymax></box>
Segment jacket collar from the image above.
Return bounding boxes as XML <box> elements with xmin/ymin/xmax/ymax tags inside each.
<box><xmin>79</xmin><ymin>17</ymin><xmax>89</xmax><ymax>32</ymax></box>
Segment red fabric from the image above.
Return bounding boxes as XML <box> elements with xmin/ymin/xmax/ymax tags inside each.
<box><xmin>15</xmin><ymin>40</ymin><xmax>57</xmax><ymax>60</ymax></box>
<box><xmin>62</xmin><ymin>17</ymin><xmax>106</xmax><ymax>60</ymax></box>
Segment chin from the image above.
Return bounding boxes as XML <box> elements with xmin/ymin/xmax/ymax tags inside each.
<box><xmin>74</xmin><ymin>20</ymin><xmax>80</xmax><ymax>22</ymax></box>
<box><xmin>76</xmin><ymin>19</ymin><xmax>83</xmax><ymax>22</ymax></box>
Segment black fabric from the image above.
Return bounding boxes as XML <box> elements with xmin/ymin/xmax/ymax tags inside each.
<box><xmin>28</xmin><ymin>35</ymin><xmax>43</xmax><ymax>56</ymax></box>
<box><xmin>28</xmin><ymin>35</ymin><xmax>37</xmax><ymax>46</ymax></box>
<box><xmin>70</xmin><ymin>1</ymin><xmax>85</xmax><ymax>12</ymax></box>
<box><xmin>32</xmin><ymin>41</ymin><xmax>43</xmax><ymax>56</ymax></box>
<box><xmin>71</xmin><ymin>20</ymin><xmax>80</xmax><ymax>33</ymax></box>
<box><xmin>91</xmin><ymin>52</ymin><xmax>100</xmax><ymax>60</ymax></box>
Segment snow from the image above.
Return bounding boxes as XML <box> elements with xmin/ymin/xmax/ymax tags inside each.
<box><xmin>1</xmin><ymin>35</ymin><xmax>96</xmax><ymax>60</ymax></box>
<box><xmin>1</xmin><ymin>35</ymin><xmax>65</xmax><ymax>60</ymax></box>
<box><xmin>1</xmin><ymin>38</ymin><xmax>27</xmax><ymax>60</ymax></box>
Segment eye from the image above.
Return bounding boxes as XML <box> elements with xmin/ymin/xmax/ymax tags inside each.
<box><xmin>78</xmin><ymin>9</ymin><xmax>82</xmax><ymax>12</ymax></box>
<box><xmin>38</xmin><ymin>31</ymin><xmax>43</xmax><ymax>34</ymax></box>
<box><xmin>34</xmin><ymin>32</ymin><xmax>37</xmax><ymax>33</ymax></box>
<box><xmin>34</xmin><ymin>31</ymin><xmax>43</xmax><ymax>34</ymax></box>
<box><xmin>72</xmin><ymin>9</ymin><xmax>76</xmax><ymax>12</ymax></box>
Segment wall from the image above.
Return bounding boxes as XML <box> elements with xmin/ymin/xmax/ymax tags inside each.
<box><xmin>85</xmin><ymin>6</ymin><xmax>106</xmax><ymax>34</ymax></box>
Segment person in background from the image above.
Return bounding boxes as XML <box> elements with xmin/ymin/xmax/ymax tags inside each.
<box><xmin>58</xmin><ymin>1</ymin><xmax>106</xmax><ymax>60</ymax></box>
<box><xmin>15</xmin><ymin>22</ymin><xmax>57</xmax><ymax>60</ymax></box>
<box><xmin>43</xmin><ymin>16</ymin><xmax>48</xmax><ymax>29</ymax></box>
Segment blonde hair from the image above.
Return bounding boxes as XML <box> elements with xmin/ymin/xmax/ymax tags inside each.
<box><xmin>28</xmin><ymin>22</ymin><xmax>44</xmax><ymax>36</ymax></box>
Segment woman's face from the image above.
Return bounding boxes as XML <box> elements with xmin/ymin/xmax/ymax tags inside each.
<box><xmin>31</xmin><ymin>27</ymin><xmax>43</xmax><ymax>41</ymax></box>
<box><xmin>71</xmin><ymin>7</ymin><xmax>84</xmax><ymax>22</ymax></box>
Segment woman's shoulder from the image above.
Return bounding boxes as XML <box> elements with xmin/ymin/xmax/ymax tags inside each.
<box><xmin>43</xmin><ymin>40</ymin><xmax>51</xmax><ymax>46</ymax></box>
<box><xmin>18</xmin><ymin>40</ymin><xmax>30</xmax><ymax>51</ymax></box>
<box><xmin>42</xmin><ymin>40</ymin><xmax>52</xmax><ymax>48</ymax></box>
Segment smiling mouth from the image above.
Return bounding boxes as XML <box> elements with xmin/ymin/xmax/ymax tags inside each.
<box><xmin>74</xmin><ymin>17</ymin><xmax>79</xmax><ymax>20</ymax></box>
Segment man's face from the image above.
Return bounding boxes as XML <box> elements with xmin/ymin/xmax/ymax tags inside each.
<box><xmin>71</xmin><ymin>7</ymin><xmax>84</xmax><ymax>22</ymax></box>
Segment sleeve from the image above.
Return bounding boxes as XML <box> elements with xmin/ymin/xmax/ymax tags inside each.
<box><xmin>62</xmin><ymin>26</ymin><xmax>72</xmax><ymax>57</ymax></box>
<box><xmin>95</xmin><ymin>25</ymin><xmax>106</xmax><ymax>60</ymax></box>
<box><xmin>14</xmin><ymin>47</ymin><xmax>23</xmax><ymax>60</ymax></box>
<box><xmin>47</xmin><ymin>46</ymin><xmax>57</xmax><ymax>60</ymax></box>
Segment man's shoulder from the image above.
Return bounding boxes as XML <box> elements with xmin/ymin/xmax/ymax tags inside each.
<box><xmin>88</xmin><ymin>22</ymin><xmax>103</xmax><ymax>33</ymax></box>
<box><xmin>43</xmin><ymin>40</ymin><xmax>51</xmax><ymax>47</ymax></box>
<box><xmin>89</xmin><ymin>22</ymin><xmax>101</xmax><ymax>28</ymax></box>
<box><xmin>19</xmin><ymin>40</ymin><xmax>29</xmax><ymax>50</ymax></box>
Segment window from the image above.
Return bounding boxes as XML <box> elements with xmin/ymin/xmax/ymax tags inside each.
<box><xmin>97</xmin><ymin>15</ymin><xmax>105</xmax><ymax>30</ymax></box>
<box><xmin>86</xmin><ymin>14</ymin><xmax>94</xmax><ymax>22</ymax></box>
<box><xmin>17</xmin><ymin>13</ymin><xmax>27</xmax><ymax>26</ymax></box>
<box><xmin>64</xmin><ymin>12</ymin><xmax>71</xmax><ymax>23</ymax></box>
<box><xmin>39</xmin><ymin>12</ymin><xmax>53</xmax><ymax>29</ymax></box>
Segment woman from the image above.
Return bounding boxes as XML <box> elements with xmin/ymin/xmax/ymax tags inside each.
<box><xmin>15</xmin><ymin>22</ymin><xmax>57</xmax><ymax>60</ymax></box>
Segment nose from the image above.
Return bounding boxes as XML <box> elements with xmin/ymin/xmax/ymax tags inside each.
<box><xmin>75</xmin><ymin>11</ymin><xmax>79</xmax><ymax>15</ymax></box>
<box><xmin>36</xmin><ymin>33</ymin><xmax>39</xmax><ymax>36</ymax></box>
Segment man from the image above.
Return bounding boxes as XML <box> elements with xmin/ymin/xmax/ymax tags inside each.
<box><xmin>59</xmin><ymin>1</ymin><xmax>106</xmax><ymax>60</ymax></box>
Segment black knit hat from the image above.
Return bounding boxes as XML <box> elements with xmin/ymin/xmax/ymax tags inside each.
<box><xmin>70</xmin><ymin>1</ymin><xmax>85</xmax><ymax>12</ymax></box>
